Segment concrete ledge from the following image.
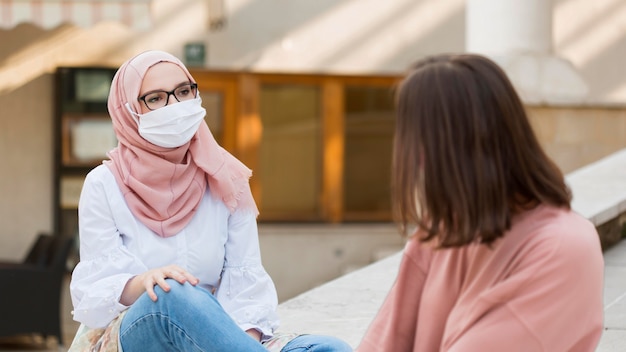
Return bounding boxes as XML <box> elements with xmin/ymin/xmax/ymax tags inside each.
<box><xmin>566</xmin><ymin>149</ymin><xmax>626</xmax><ymax>227</ymax></box>
<box><xmin>277</xmin><ymin>252</ymin><xmax>401</xmax><ymax>348</ymax></box>
<box><xmin>566</xmin><ymin>149</ymin><xmax>626</xmax><ymax>249</ymax></box>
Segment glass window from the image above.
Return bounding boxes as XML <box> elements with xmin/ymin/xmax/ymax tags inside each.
<box><xmin>343</xmin><ymin>86</ymin><xmax>395</xmax><ymax>220</ymax></box>
<box><xmin>259</xmin><ymin>84</ymin><xmax>321</xmax><ymax>220</ymax></box>
<box><xmin>199</xmin><ymin>90</ymin><xmax>223</xmax><ymax>145</ymax></box>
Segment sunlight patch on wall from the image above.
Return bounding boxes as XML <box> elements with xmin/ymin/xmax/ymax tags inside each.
<box><xmin>554</xmin><ymin>0</ymin><xmax>626</xmax><ymax>67</ymax></box>
<box><xmin>0</xmin><ymin>0</ymin><xmax>209</xmax><ymax>94</ymax></box>
<box><xmin>606</xmin><ymin>83</ymin><xmax>626</xmax><ymax>103</ymax></box>
<box><xmin>0</xmin><ymin>25</ymin><xmax>80</xmax><ymax>93</ymax></box>
<box><xmin>252</xmin><ymin>0</ymin><xmax>464</xmax><ymax>73</ymax></box>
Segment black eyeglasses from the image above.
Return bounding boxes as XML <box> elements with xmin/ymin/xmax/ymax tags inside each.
<box><xmin>138</xmin><ymin>83</ymin><xmax>198</xmax><ymax>110</ymax></box>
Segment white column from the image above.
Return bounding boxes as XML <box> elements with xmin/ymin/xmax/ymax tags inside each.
<box><xmin>466</xmin><ymin>0</ymin><xmax>587</xmax><ymax>105</ymax></box>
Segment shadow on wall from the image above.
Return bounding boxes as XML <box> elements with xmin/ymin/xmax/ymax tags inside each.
<box><xmin>211</xmin><ymin>0</ymin><xmax>347</xmax><ymax>67</ymax></box>
<box><xmin>215</xmin><ymin>0</ymin><xmax>465</xmax><ymax>73</ymax></box>
<box><xmin>318</xmin><ymin>1</ymin><xmax>465</xmax><ymax>72</ymax></box>
<box><xmin>0</xmin><ymin>24</ymin><xmax>79</xmax><ymax>94</ymax></box>
<box><xmin>0</xmin><ymin>23</ymin><xmax>70</xmax><ymax>63</ymax></box>
<box><xmin>577</xmin><ymin>31</ymin><xmax>626</xmax><ymax>100</ymax></box>
<box><xmin>554</xmin><ymin>0</ymin><xmax>626</xmax><ymax>103</ymax></box>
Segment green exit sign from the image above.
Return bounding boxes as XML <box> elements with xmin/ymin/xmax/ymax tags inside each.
<box><xmin>184</xmin><ymin>43</ymin><xmax>206</xmax><ymax>67</ymax></box>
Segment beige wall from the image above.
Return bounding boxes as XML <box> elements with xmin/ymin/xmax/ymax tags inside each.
<box><xmin>258</xmin><ymin>224</ymin><xmax>405</xmax><ymax>301</ymax></box>
<box><xmin>0</xmin><ymin>74</ymin><xmax>54</xmax><ymax>258</ymax></box>
<box><xmin>554</xmin><ymin>0</ymin><xmax>626</xmax><ymax>105</ymax></box>
<box><xmin>0</xmin><ymin>0</ymin><xmax>624</xmax><ymax>96</ymax></box>
<box><xmin>528</xmin><ymin>106</ymin><xmax>626</xmax><ymax>174</ymax></box>
<box><xmin>0</xmin><ymin>0</ymin><xmax>625</xmax><ymax>261</ymax></box>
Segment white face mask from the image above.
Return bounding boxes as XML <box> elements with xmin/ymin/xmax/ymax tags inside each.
<box><xmin>125</xmin><ymin>97</ymin><xmax>206</xmax><ymax>148</ymax></box>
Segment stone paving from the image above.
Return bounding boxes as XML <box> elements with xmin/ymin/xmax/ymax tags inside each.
<box><xmin>598</xmin><ymin>239</ymin><xmax>626</xmax><ymax>351</ymax></box>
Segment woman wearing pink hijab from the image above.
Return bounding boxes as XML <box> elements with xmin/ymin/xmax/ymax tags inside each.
<box><xmin>68</xmin><ymin>50</ymin><xmax>352</xmax><ymax>352</ymax></box>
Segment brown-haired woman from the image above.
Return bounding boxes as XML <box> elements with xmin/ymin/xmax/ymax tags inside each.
<box><xmin>357</xmin><ymin>54</ymin><xmax>604</xmax><ymax>351</ymax></box>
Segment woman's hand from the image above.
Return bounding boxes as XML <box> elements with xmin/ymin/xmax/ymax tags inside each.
<box><xmin>120</xmin><ymin>264</ymin><xmax>199</xmax><ymax>305</ymax></box>
<box><xmin>246</xmin><ymin>329</ymin><xmax>262</xmax><ymax>342</ymax></box>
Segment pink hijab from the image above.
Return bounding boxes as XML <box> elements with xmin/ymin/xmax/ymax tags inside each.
<box><xmin>105</xmin><ymin>50</ymin><xmax>258</xmax><ymax>237</ymax></box>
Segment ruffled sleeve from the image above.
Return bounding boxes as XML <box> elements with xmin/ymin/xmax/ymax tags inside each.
<box><xmin>215</xmin><ymin>209</ymin><xmax>280</xmax><ymax>339</ymax></box>
<box><xmin>70</xmin><ymin>166</ymin><xmax>148</xmax><ymax>329</ymax></box>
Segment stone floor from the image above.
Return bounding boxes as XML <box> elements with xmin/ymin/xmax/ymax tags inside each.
<box><xmin>598</xmin><ymin>238</ymin><xmax>626</xmax><ymax>351</ymax></box>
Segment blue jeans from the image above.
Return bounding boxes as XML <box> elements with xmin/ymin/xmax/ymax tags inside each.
<box><xmin>119</xmin><ymin>280</ymin><xmax>352</xmax><ymax>351</ymax></box>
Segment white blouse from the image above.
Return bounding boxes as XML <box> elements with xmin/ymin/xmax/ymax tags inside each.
<box><xmin>69</xmin><ymin>164</ymin><xmax>279</xmax><ymax>337</ymax></box>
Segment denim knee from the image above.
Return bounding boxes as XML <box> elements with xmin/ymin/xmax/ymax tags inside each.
<box><xmin>158</xmin><ymin>280</ymin><xmax>222</xmax><ymax>310</ymax></box>
<box><xmin>281</xmin><ymin>334</ymin><xmax>353</xmax><ymax>352</ymax></box>
<box><xmin>123</xmin><ymin>280</ymin><xmax>221</xmax><ymax>325</ymax></box>
<box><xmin>121</xmin><ymin>279</ymin><xmax>269</xmax><ymax>352</ymax></box>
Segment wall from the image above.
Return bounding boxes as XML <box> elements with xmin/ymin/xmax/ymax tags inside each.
<box><xmin>554</xmin><ymin>0</ymin><xmax>626</xmax><ymax>105</ymax></box>
<box><xmin>205</xmin><ymin>0</ymin><xmax>466</xmax><ymax>74</ymax></box>
<box><xmin>528</xmin><ymin>106</ymin><xmax>626</xmax><ymax>174</ymax></box>
<box><xmin>0</xmin><ymin>0</ymin><xmax>625</xmax><ymax>262</ymax></box>
<box><xmin>0</xmin><ymin>74</ymin><xmax>54</xmax><ymax>258</ymax></box>
<box><xmin>258</xmin><ymin>223</ymin><xmax>404</xmax><ymax>302</ymax></box>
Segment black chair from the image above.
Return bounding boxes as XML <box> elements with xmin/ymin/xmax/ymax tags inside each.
<box><xmin>0</xmin><ymin>233</ymin><xmax>74</xmax><ymax>345</ymax></box>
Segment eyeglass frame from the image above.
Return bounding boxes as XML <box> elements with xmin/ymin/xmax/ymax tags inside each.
<box><xmin>137</xmin><ymin>83</ymin><xmax>199</xmax><ymax>111</ymax></box>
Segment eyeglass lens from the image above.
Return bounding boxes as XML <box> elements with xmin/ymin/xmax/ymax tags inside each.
<box><xmin>141</xmin><ymin>84</ymin><xmax>198</xmax><ymax>110</ymax></box>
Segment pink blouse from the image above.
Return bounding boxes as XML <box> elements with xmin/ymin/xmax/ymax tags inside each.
<box><xmin>358</xmin><ymin>204</ymin><xmax>604</xmax><ymax>352</ymax></box>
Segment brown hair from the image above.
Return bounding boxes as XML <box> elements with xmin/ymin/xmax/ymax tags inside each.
<box><xmin>392</xmin><ymin>53</ymin><xmax>571</xmax><ymax>247</ymax></box>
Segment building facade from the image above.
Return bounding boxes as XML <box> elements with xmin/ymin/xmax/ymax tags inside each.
<box><xmin>1</xmin><ymin>0</ymin><xmax>625</xmax><ymax>265</ymax></box>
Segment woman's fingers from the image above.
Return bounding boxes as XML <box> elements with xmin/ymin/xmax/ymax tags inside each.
<box><xmin>139</xmin><ymin>265</ymin><xmax>198</xmax><ymax>301</ymax></box>
<box><xmin>166</xmin><ymin>265</ymin><xmax>199</xmax><ymax>285</ymax></box>
<box><xmin>179</xmin><ymin>270</ymin><xmax>199</xmax><ymax>285</ymax></box>
<box><xmin>145</xmin><ymin>284</ymin><xmax>158</xmax><ymax>301</ymax></box>
<box><xmin>142</xmin><ymin>270</ymin><xmax>169</xmax><ymax>301</ymax></box>
<box><xmin>154</xmin><ymin>272</ymin><xmax>172</xmax><ymax>293</ymax></box>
